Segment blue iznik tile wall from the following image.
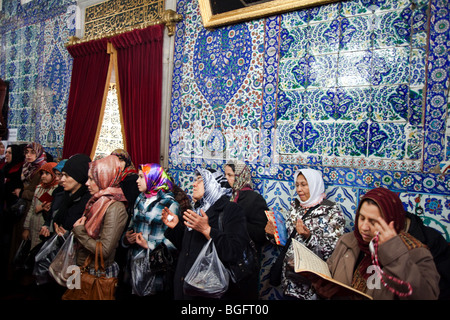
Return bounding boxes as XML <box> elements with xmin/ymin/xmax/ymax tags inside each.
<box><xmin>168</xmin><ymin>0</ymin><xmax>450</xmax><ymax>244</ymax></box>
<box><xmin>0</xmin><ymin>0</ymin><xmax>77</xmax><ymax>159</ymax></box>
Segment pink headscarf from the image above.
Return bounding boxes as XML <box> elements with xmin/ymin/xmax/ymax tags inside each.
<box><xmin>21</xmin><ymin>142</ymin><xmax>46</xmax><ymax>182</ymax></box>
<box><xmin>83</xmin><ymin>155</ymin><xmax>127</xmax><ymax>239</ymax></box>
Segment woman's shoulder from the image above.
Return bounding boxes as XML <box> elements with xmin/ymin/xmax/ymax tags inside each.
<box><xmin>319</xmin><ymin>198</ymin><xmax>337</xmax><ymax>208</ymax></box>
<box><xmin>157</xmin><ymin>190</ymin><xmax>178</xmax><ymax>205</ymax></box>
<box><xmin>239</xmin><ymin>189</ymin><xmax>266</xmax><ymax>202</ymax></box>
<box><xmin>109</xmin><ymin>200</ymin><xmax>127</xmax><ymax>210</ymax></box>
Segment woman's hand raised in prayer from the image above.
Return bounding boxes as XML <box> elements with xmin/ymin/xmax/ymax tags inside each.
<box><xmin>183</xmin><ymin>209</ymin><xmax>211</xmax><ymax>240</ymax></box>
<box><xmin>162</xmin><ymin>207</ymin><xmax>179</xmax><ymax>229</ymax></box>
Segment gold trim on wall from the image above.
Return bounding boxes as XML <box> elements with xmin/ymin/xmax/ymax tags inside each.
<box><xmin>66</xmin><ymin>9</ymin><xmax>182</xmax><ymax>47</ymax></box>
<box><xmin>198</xmin><ymin>0</ymin><xmax>338</xmax><ymax>28</ymax></box>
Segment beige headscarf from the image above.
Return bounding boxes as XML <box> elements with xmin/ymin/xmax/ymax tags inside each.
<box><xmin>225</xmin><ymin>160</ymin><xmax>253</xmax><ymax>202</ymax></box>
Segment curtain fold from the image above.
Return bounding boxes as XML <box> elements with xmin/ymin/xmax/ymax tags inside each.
<box><xmin>110</xmin><ymin>24</ymin><xmax>164</xmax><ymax>167</ymax></box>
<box><xmin>62</xmin><ymin>39</ymin><xmax>110</xmax><ymax>159</ymax></box>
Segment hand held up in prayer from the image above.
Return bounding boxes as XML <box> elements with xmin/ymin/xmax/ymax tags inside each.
<box><xmin>183</xmin><ymin>209</ymin><xmax>211</xmax><ymax>240</ymax></box>
<box><xmin>296</xmin><ymin>218</ymin><xmax>311</xmax><ymax>240</ymax></box>
<box><xmin>162</xmin><ymin>206</ymin><xmax>179</xmax><ymax>229</ymax></box>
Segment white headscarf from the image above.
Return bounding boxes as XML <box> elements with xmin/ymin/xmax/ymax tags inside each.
<box><xmin>293</xmin><ymin>169</ymin><xmax>326</xmax><ymax>208</ymax></box>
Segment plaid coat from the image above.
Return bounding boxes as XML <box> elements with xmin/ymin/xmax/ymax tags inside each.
<box><xmin>128</xmin><ymin>190</ymin><xmax>180</xmax><ymax>258</ymax></box>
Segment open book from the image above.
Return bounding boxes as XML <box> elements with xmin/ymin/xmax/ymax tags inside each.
<box><xmin>265</xmin><ymin>209</ymin><xmax>288</xmax><ymax>245</ymax></box>
<box><xmin>292</xmin><ymin>239</ymin><xmax>372</xmax><ymax>300</ymax></box>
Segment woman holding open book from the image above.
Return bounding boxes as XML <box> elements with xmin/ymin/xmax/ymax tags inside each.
<box><xmin>266</xmin><ymin>168</ymin><xmax>345</xmax><ymax>300</ymax></box>
<box><xmin>316</xmin><ymin>187</ymin><xmax>440</xmax><ymax>300</ymax></box>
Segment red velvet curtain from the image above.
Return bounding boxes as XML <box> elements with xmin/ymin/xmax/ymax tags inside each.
<box><xmin>110</xmin><ymin>24</ymin><xmax>164</xmax><ymax>167</ymax></box>
<box><xmin>62</xmin><ymin>39</ymin><xmax>110</xmax><ymax>159</ymax></box>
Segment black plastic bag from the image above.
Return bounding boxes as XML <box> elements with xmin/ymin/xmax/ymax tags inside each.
<box><xmin>33</xmin><ymin>233</ymin><xmax>65</xmax><ymax>285</ymax></box>
<box><xmin>130</xmin><ymin>243</ymin><xmax>175</xmax><ymax>296</ymax></box>
<box><xmin>10</xmin><ymin>198</ymin><xmax>28</xmax><ymax>218</ymax></box>
<box><xmin>13</xmin><ymin>239</ymin><xmax>31</xmax><ymax>270</ymax></box>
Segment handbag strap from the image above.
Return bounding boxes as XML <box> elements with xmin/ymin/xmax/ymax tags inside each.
<box><xmin>81</xmin><ymin>241</ymin><xmax>105</xmax><ymax>272</ymax></box>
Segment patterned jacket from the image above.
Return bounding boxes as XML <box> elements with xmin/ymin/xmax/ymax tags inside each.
<box><xmin>282</xmin><ymin>198</ymin><xmax>345</xmax><ymax>300</ymax></box>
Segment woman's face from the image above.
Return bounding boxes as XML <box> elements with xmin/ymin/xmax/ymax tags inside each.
<box><xmin>40</xmin><ymin>171</ymin><xmax>53</xmax><ymax>184</ymax></box>
<box><xmin>25</xmin><ymin>148</ymin><xmax>37</xmax><ymax>163</ymax></box>
<box><xmin>192</xmin><ymin>175</ymin><xmax>205</xmax><ymax>201</ymax></box>
<box><xmin>295</xmin><ymin>173</ymin><xmax>310</xmax><ymax>202</ymax></box>
<box><xmin>118</xmin><ymin>159</ymin><xmax>126</xmax><ymax>171</ymax></box>
<box><xmin>357</xmin><ymin>201</ymin><xmax>383</xmax><ymax>243</ymax></box>
<box><xmin>86</xmin><ymin>174</ymin><xmax>100</xmax><ymax>195</ymax></box>
<box><xmin>54</xmin><ymin>170</ymin><xmax>63</xmax><ymax>185</ymax></box>
<box><xmin>224</xmin><ymin>165</ymin><xmax>235</xmax><ymax>187</ymax></box>
<box><xmin>136</xmin><ymin>170</ymin><xmax>147</xmax><ymax>193</ymax></box>
<box><xmin>5</xmin><ymin>147</ymin><xmax>12</xmax><ymax>163</ymax></box>
<box><xmin>61</xmin><ymin>172</ymin><xmax>82</xmax><ymax>194</ymax></box>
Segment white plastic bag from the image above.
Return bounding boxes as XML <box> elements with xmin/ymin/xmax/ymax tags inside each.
<box><xmin>183</xmin><ymin>239</ymin><xmax>229</xmax><ymax>298</ymax></box>
<box><xmin>48</xmin><ymin>232</ymin><xmax>77</xmax><ymax>287</ymax></box>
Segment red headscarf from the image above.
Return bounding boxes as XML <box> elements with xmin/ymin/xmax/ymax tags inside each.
<box><xmin>38</xmin><ymin>162</ymin><xmax>58</xmax><ymax>189</ymax></box>
<box><xmin>354</xmin><ymin>187</ymin><xmax>406</xmax><ymax>278</ymax></box>
<box><xmin>83</xmin><ymin>155</ymin><xmax>127</xmax><ymax>239</ymax></box>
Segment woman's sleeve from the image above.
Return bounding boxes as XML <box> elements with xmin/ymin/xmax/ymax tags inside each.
<box><xmin>210</xmin><ymin>203</ymin><xmax>249</xmax><ymax>264</ymax></box>
<box><xmin>378</xmin><ymin>235</ymin><xmax>440</xmax><ymax>300</ymax></box>
<box><xmin>74</xmin><ymin>202</ymin><xmax>128</xmax><ymax>260</ymax></box>
<box><xmin>23</xmin><ymin>189</ymin><xmax>39</xmax><ymax>230</ymax></box>
<box><xmin>245</xmin><ymin>193</ymin><xmax>269</xmax><ymax>245</ymax></box>
<box><xmin>307</xmin><ymin>204</ymin><xmax>345</xmax><ymax>260</ymax></box>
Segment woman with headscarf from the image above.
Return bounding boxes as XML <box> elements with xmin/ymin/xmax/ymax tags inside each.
<box><xmin>22</xmin><ymin>162</ymin><xmax>58</xmax><ymax>249</ymax></box>
<box><xmin>315</xmin><ymin>187</ymin><xmax>440</xmax><ymax>300</ymax></box>
<box><xmin>224</xmin><ymin>160</ymin><xmax>268</xmax><ymax>299</ymax></box>
<box><xmin>72</xmin><ymin>155</ymin><xmax>128</xmax><ymax>282</ymax></box>
<box><xmin>20</xmin><ymin>143</ymin><xmax>47</xmax><ymax>216</ymax></box>
<box><xmin>162</xmin><ymin>168</ymin><xmax>249</xmax><ymax>300</ymax></box>
<box><xmin>1</xmin><ymin>145</ymin><xmax>25</xmax><ymax>215</ymax></box>
<box><xmin>110</xmin><ymin>149</ymin><xmax>139</xmax><ymax>218</ymax></box>
<box><xmin>266</xmin><ymin>168</ymin><xmax>345</xmax><ymax>300</ymax></box>
<box><xmin>122</xmin><ymin>163</ymin><xmax>179</xmax><ymax>298</ymax></box>
<box><xmin>39</xmin><ymin>159</ymin><xmax>67</xmax><ymax>239</ymax></box>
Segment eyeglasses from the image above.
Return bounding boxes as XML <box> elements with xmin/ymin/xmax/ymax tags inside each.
<box><xmin>194</xmin><ymin>176</ymin><xmax>203</xmax><ymax>183</ymax></box>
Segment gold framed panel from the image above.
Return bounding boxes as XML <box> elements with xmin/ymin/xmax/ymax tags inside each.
<box><xmin>198</xmin><ymin>0</ymin><xmax>338</xmax><ymax>28</ymax></box>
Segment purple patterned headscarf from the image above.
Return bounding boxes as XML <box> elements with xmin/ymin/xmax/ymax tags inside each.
<box><xmin>139</xmin><ymin>163</ymin><xmax>173</xmax><ymax>198</ymax></box>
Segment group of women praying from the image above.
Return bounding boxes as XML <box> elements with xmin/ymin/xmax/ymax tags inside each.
<box><xmin>0</xmin><ymin>141</ymin><xmax>448</xmax><ymax>300</ymax></box>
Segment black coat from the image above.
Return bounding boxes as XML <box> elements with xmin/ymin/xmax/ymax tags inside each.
<box><xmin>165</xmin><ymin>195</ymin><xmax>248</xmax><ymax>300</ymax></box>
<box><xmin>119</xmin><ymin>173</ymin><xmax>139</xmax><ymax>217</ymax></box>
<box><xmin>406</xmin><ymin>211</ymin><xmax>450</xmax><ymax>299</ymax></box>
<box><xmin>52</xmin><ymin>187</ymin><xmax>91</xmax><ymax>231</ymax></box>
<box><xmin>234</xmin><ymin>190</ymin><xmax>268</xmax><ymax>250</ymax></box>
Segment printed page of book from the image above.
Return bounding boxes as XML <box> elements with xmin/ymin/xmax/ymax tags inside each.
<box><xmin>292</xmin><ymin>239</ymin><xmax>372</xmax><ymax>300</ymax></box>
<box><xmin>292</xmin><ymin>238</ymin><xmax>331</xmax><ymax>277</ymax></box>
